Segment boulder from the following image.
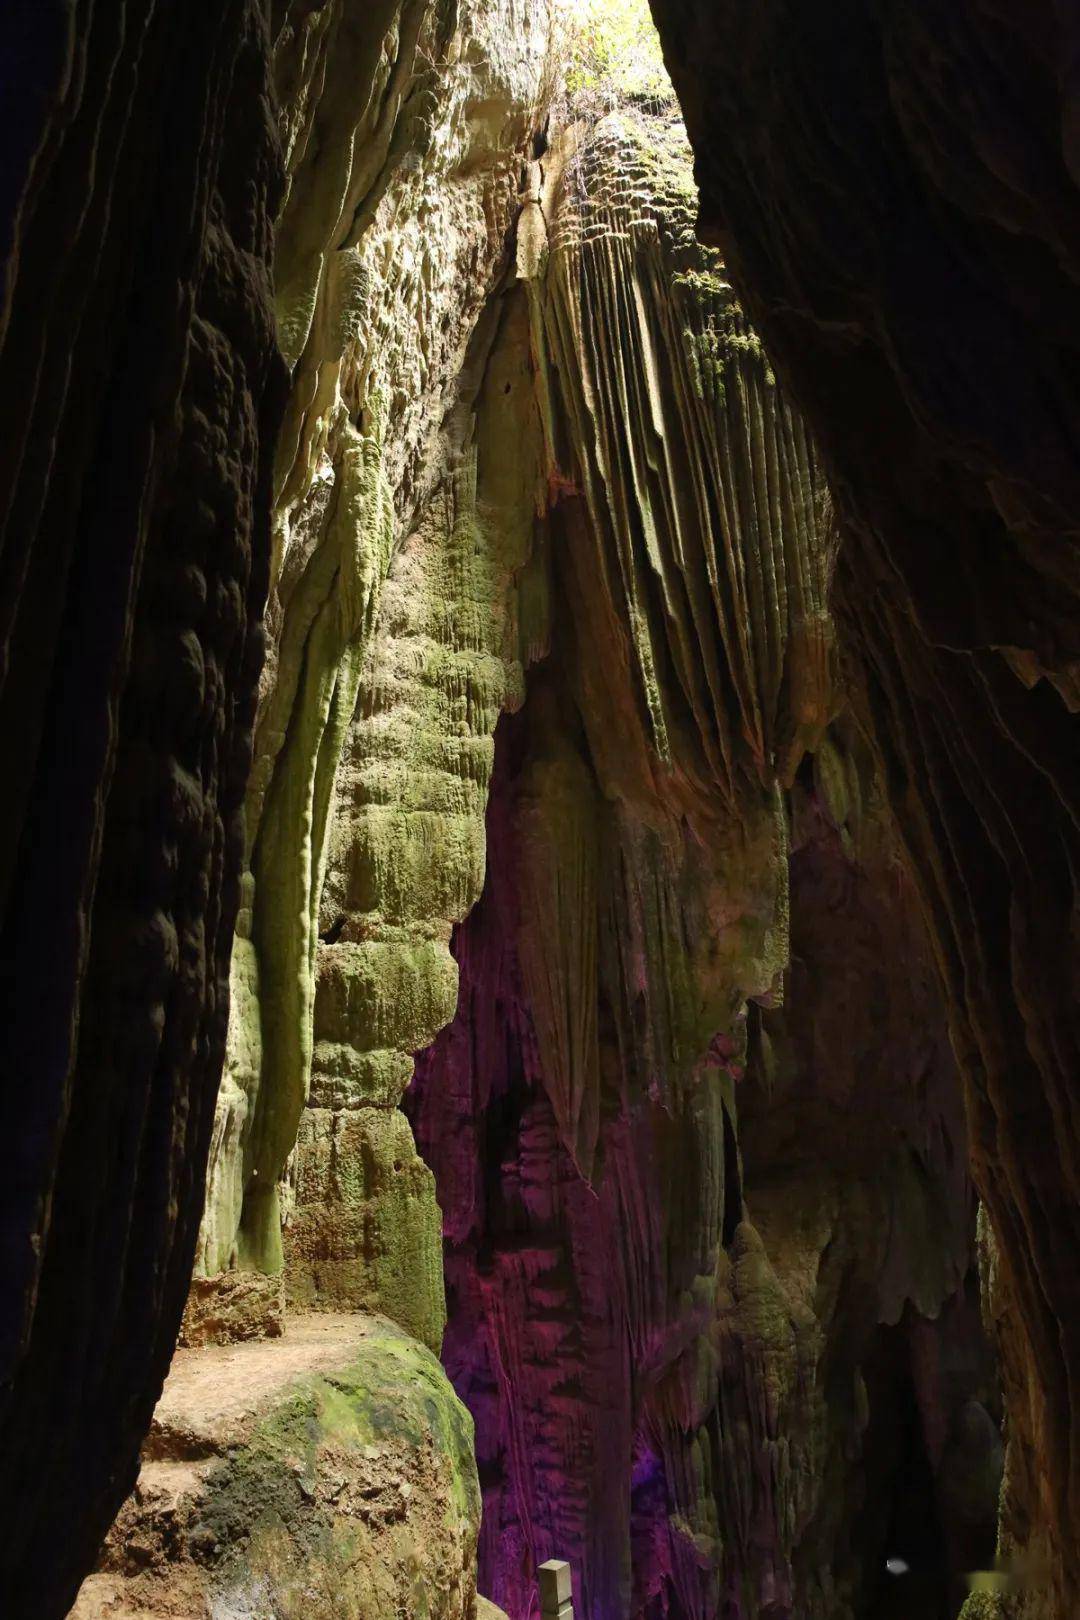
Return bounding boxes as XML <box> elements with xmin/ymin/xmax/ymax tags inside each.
<box><xmin>72</xmin><ymin>1314</ymin><xmax>480</xmax><ymax>1620</ymax></box>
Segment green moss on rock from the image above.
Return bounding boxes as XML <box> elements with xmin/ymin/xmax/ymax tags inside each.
<box><xmin>284</xmin><ymin>1108</ymin><xmax>447</xmax><ymax>1350</ymax></box>
<box><xmin>74</xmin><ymin>1317</ymin><xmax>480</xmax><ymax>1620</ymax></box>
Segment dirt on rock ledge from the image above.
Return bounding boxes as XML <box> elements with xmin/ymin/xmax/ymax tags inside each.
<box><xmin>71</xmin><ymin>1314</ymin><xmax>481</xmax><ymax>1620</ymax></box>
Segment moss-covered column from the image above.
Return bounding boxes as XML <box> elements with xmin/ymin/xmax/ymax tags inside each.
<box><xmin>190</xmin><ymin>0</ymin><xmax>553</xmax><ymax>1318</ymax></box>
<box><xmin>283</xmin><ymin>292</ymin><xmax>544</xmax><ymax>1346</ymax></box>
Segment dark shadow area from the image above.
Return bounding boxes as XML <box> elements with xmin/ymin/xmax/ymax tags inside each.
<box><xmin>720</xmin><ymin>1099</ymin><xmax>742</xmax><ymax>1247</ymax></box>
<box><xmin>857</xmin><ymin>1323</ymin><xmax>951</xmax><ymax>1620</ymax></box>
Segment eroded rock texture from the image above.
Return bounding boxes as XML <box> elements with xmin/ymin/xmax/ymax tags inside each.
<box><xmin>193</xmin><ymin>0</ymin><xmax>552</xmax><ymax>1360</ymax></box>
<box><xmin>3</xmin><ymin>3</ymin><xmax>1043</xmax><ymax>1616</ymax></box>
<box><xmin>49</xmin><ymin>2</ymin><xmax>553</xmax><ymax>1610</ymax></box>
<box><xmin>644</xmin><ymin>3</ymin><xmax>1080</xmax><ymax>1614</ymax></box>
<box><xmin>72</xmin><ymin>1314</ymin><xmax>482</xmax><ymax>1620</ymax></box>
<box><xmin>408</xmin><ymin>103</ymin><xmax>996</xmax><ymax>1620</ymax></box>
<box><xmin>0</xmin><ymin>6</ymin><xmax>284</xmax><ymax>1614</ymax></box>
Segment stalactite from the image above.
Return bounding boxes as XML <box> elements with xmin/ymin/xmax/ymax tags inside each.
<box><xmin>409</xmin><ymin>85</ymin><xmax>991</xmax><ymax>1620</ymax></box>
<box><xmin>644</xmin><ymin>3</ymin><xmax>1080</xmax><ymax>1609</ymax></box>
<box><xmin>531</xmin><ymin>111</ymin><xmax>836</xmax><ymax>807</ymax></box>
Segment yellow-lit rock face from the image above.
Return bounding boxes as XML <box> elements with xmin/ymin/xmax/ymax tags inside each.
<box><xmin>285</xmin><ymin>1108</ymin><xmax>446</xmax><ymax>1349</ymax></box>
<box><xmin>195</xmin><ymin>0</ymin><xmax>552</xmax><ymax>1310</ymax></box>
<box><xmin>532</xmin><ymin>106</ymin><xmax>836</xmax><ymax>801</ymax></box>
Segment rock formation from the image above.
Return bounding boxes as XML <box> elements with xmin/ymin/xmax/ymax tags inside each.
<box><xmin>0</xmin><ymin>6</ymin><xmax>284</xmax><ymax>1613</ymax></box>
<box><xmin>193</xmin><ymin>0</ymin><xmax>550</xmax><ymax>1353</ymax></box>
<box><xmin>408</xmin><ymin>96</ymin><xmax>995</xmax><ymax>1620</ymax></box>
<box><xmin>644</xmin><ymin>3</ymin><xmax>1080</xmax><ymax>1614</ymax></box>
<box><xmin>72</xmin><ymin>1314</ymin><xmax>481</xmax><ymax>1620</ymax></box>
<box><xmin>2</xmin><ymin>2</ymin><xmax>1076</xmax><ymax>1619</ymax></box>
<box><xmin>2</xmin><ymin>1</ymin><xmax>550</xmax><ymax>1610</ymax></box>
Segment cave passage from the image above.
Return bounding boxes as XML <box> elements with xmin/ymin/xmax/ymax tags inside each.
<box><xmin>3</xmin><ymin>1</ymin><xmax>1073</xmax><ymax>1618</ymax></box>
<box><xmin>859</xmin><ymin>1324</ymin><xmax>952</xmax><ymax>1620</ymax></box>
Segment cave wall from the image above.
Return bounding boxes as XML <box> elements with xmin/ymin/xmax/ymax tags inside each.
<box><xmin>0</xmin><ymin>0</ymin><xmax>553</xmax><ymax>1607</ymax></box>
<box><xmin>408</xmin><ymin>101</ymin><xmax>994</xmax><ymax>1620</ymax></box>
<box><xmin>643</xmin><ymin>3</ymin><xmax>1080</xmax><ymax>1614</ymax></box>
<box><xmin>0</xmin><ymin>5</ymin><xmax>284</xmax><ymax>1614</ymax></box>
<box><xmin>411</xmin><ymin>709</ymin><xmax>995</xmax><ymax>1620</ymax></box>
<box><xmin>1</xmin><ymin>2</ymin><xmax>1048</xmax><ymax>1616</ymax></box>
<box><xmin>191</xmin><ymin>0</ymin><xmax>552</xmax><ymax>1337</ymax></box>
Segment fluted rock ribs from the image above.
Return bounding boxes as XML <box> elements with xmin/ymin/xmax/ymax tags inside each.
<box><xmin>645</xmin><ymin>3</ymin><xmax>1080</xmax><ymax>1611</ymax></box>
<box><xmin>409</xmin><ymin>103</ymin><xmax>991</xmax><ymax>1620</ymax></box>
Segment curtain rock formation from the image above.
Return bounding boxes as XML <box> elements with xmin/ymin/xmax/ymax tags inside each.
<box><xmin>644</xmin><ymin>3</ymin><xmax>1080</xmax><ymax>1614</ymax></box>
<box><xmin>408</xmin><ymin>98</ymin><xmax>995</xmax><ymax>1620</ymax></box>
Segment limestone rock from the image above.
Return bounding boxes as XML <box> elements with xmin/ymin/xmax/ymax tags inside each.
<box><xmin>407</xmin><ymin>74</ymin><xmax>992</xmax><ymax>1620</ymax></box>
<box><xmin>476</xmin><ymin>1600</ymin><xmax>511</xmax><ymax>1620</ymax></box>
<box><xmin>180</xmin><ymin>1273</ymin><xmax>286</xmax><ymax>1350</ymax></box>
<box><xmin>196</xmin><ymin>0</ymin><xmax>555</xmax><ymax>1326</ymax></box>
<box><xmin>72</xmin><ymin>1314</ymin><xmax>481</xmax><ymax>1620</ymax></box>
<box><xmin>4</xmin><ymin>5</ymin><xmax>1058</xmax><ymax>1620</ymax></box>
<box><xmin>647</xmin><ymin>1</ymin><xmax>1080</xmax><ymax>1610</ymax></box>
<box><xmin>0</xmin><ymin>4</ymin><xmax>284</xmax><ymax>1610</ymax></box>
<box><xmin>284</xmin><ymin>1107</ymin><xmax>446</xmax><ymax>1350</ymax></box>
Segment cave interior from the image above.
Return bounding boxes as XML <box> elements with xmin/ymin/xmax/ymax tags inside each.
<box><xmin>0</xmin><ymin>2</ymin><xmax>1077</xmax><ymax>1619</ymax></box>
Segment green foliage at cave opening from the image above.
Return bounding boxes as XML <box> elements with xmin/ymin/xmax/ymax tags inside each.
<box><xmin>556</xmin><ymin>0</ymin><xmax>675</xmax><ymax>109</ymax></box>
